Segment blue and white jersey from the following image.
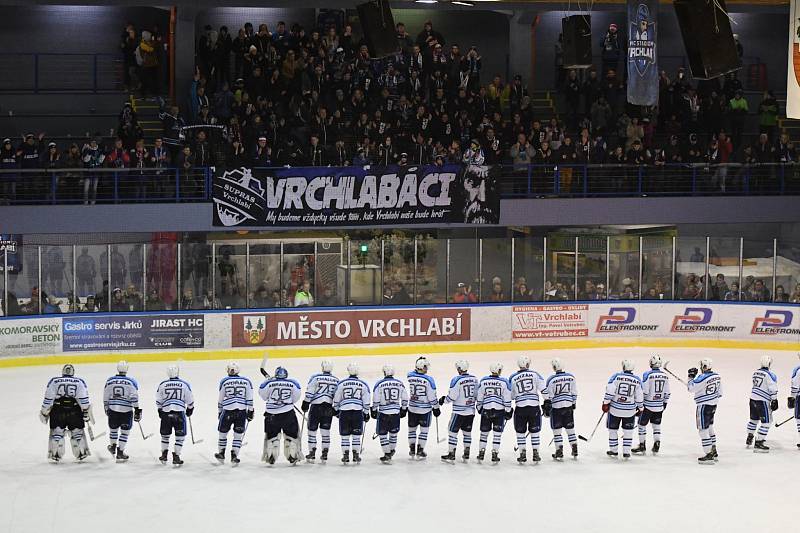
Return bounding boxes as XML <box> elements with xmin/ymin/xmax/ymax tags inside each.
<box><xmin>372</xmin><ymin>377</ymin><xmax>409</xmax><ymax>415</ymax></box>
<box><xmin>508</xmin><ymin>369</ymin><xmax>546</xmax><ymax>407</ymax></box>
<box><xmin>217</xmin><ymin>375</ymin><xmax>254</xmax><ymax>412</ymax></box>
<box><xmin>333</xmin><ymin>377</ymin><xmax>371</xmax><ymax>413</ymax></box>
<box><xmin>406</xmin><ymin>371</ymin><xmax>438</xmax><ymax>414</ymax></box>
<box><xmin>42</xmin><ymin>376</ymin><xmax>90</xmax><ymax>412</ymax></box>
<box><xmin>749</xmin><ymin>368</ymin><xmax>777</xmax><ymax>402</ymax></box>
<box><xmin>476</xmin><ymin>375</ymin><xmax>512</xmax><ymax>412</ymax></box>
<box><xmin>304</xmin><ymin>372</ymin><xmax>340</xmax><ymax>405</ymax></box>
<box><xmin>258</xmin><ymin>378</ymin><xmax>302</xmax><ymax>414</ymax></box>
<box><xmin>687</xmin><ymin>372</ymin><xmax>723</xmax><ymax>406</ymax></box>
<box><xmin>641</xmin><ymin>369</ymin><xmax>670</xmax><ymax>412</ymax></box>
<box><xmin>792</xmin><ymin>366</ymin><xmax>800</xmax><ymax>398</ymax></box>
<box><xmin>543</xmin><ymin>372</ymin><xmax>578</xmax><ymax>409</ymax></box>
<box><xmin>443</xmin><ymin>374</ymin><xmax>478</xmax><ymax>415</ymax></box>
<box><xmin>603</xmin><ymin>372</ymin><xmax>644</xmax><ymax>418</ymax></box>
<box><xmin>103</xmin><ymin>375</ymin><xmax>139</xmax><ymax>413</ymax></box>
<box><xmin>156</xmin><ymin>378</ymin><xmax>194</xmax><ymax>413</ymax></box>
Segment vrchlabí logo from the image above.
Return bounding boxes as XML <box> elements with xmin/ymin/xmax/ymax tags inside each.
<box><xmin>751</xmin><ymin>310</ymin><xmax>798</xmax><ymax>335</ymax></box>
<box><xmin>595</xmin><ymin>307</ymin><xmax>658</xmax><ymax>332</ymax></box>
<box><xmin>671</xmin><ymin>307</ymin><xmax>735</xmax><ymax>333</ymax></box>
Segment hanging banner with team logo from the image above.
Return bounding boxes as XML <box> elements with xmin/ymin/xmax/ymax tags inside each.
<box><xmin>788</xmin><ymin>0</ymin><xmax>800</xmax><ymax>118</ymax></box>
<box><xmin>0</xmin><ymin>234</ymin><xmax>23</xmax><ymax>273</ymax></box>
<box><xmin>627</xmin><ymin>0</ymin><xmax>658</xmax><ymax>106</ymax></box>
<box><xmin>212</xmin><ymin>164</ymin><xmax>501</xmax><ymax>227</ymax></box>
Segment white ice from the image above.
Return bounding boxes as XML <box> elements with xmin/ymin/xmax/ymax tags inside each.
<box><xmin>0</xmin><ymin>347</ymin><xmax>798</xmax><ymax>533</ymax></box>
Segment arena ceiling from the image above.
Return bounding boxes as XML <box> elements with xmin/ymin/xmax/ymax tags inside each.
<box><xmin>0</xmin><ymin>0</ymin><xmax>791</xmax><ymax>7</ymax></box>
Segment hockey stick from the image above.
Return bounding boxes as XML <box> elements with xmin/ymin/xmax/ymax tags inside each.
<box><xmin>188</xmin><ymin>416</ymin><xmax>204</xmax><ymax>444</ymax></box>
<box><xmin>86</xmin><ymin>422</ymin><xmax>105</xmax><ymax>441</ymax></box>
<box><xmin>137</xmin><ymin>420</ymin><xmax>154</xmax><ymax>440</ymax></box>
<box><xmin>663</xmin><ymin>361</ymin><xmax>688</xmax><ymax>386</ymax></box>
<box><xmin>513</xmin><ymin>431</ymin><xmax>530</xmax><ymax>451</ymax></box>
<box><xmin>776</xmin><ymin>415</ymin><xmax>796</xmax><ymax>428</ymax></box>
<box><xmin>578</xmin><ymin>412</ymin><xmax>606</xmax><ymax>442</ymax></box>
<box><xmin>436</xmin><ymin>416</ymin><xmax>446</xmax><ymax>444</ymax></box>
<box><xmin>259</xmin><ymin>353</ymin><xmax>270</xmax><ymax>378</ymax></box>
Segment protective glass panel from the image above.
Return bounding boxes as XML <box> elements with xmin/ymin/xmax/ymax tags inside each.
<box><xmin>108</xmin><ymin>243</ymin><xmax>144</xmax><ymax>312</ymax></box>
<box><xmin>675</xmin><ymin>237</ymin><xmax>707</xmax><ymax>301</ymax></box>
<box><xmin>179</xmin><ymin>240</ymin><xmax>212</xmax><ymax>309</ymax></box>
<box><xmin>41</xmin><ymin>245</ymin><xmax>74</xmax><ymax>312</ymax></box>
<box><xmin>146</xmin><ymin>238</ymin><xmax>178</xmax><ymax>310</ymax></box>
<box><xmin>608</xmin><ymin>235</ymin><xmax>640</xmax><ymax>299</ymax></box>
<box><xmin>282</xmin><ymin>242</ymin><xmax>315</xmax><ymax>308</ymax></box>
<box><xmin>707</xmin><ymin>237</ymin><xmax>741</xmax><ymax>301</ymax></box>
<box><xmin>512</xmin><ymin>236</ymin><xmax>544</xmax><ymax>302</ymax></box>
<box><xmin>248</xmin><ymin>243</ymin><xmax>280</xmax><ymax>309</ymax></box>
<box><xmin>316</xmin><ymin>241</ymin><xmax>343</xmax><ymax>307</ymax></box>
<box><xmin>214</xmin><ymin>243</ymin><xmax>246</xmax><ymax>310</ymax></box>
<box><xmin>448</xmin><ymin>237</ymin><xmax>479</xmax><ymax>303</ymax></box>
<box><xmin>415</xmin><ymin>235</ymin><xmax>445</xmax><ymax>304</ymax></box>
<box><xmin>776</xmin><ymin>238</ymin><xmax>800</xmax><ymax>303</ymax></box>
<box><xmin>75</xmin><ymin>245</ymin><xmax>107</xmax><ymax>311</ymax></box>
<box><xmin>577</xmin><ymin>236</ymin><xmax>607</xmax><ymax>300</ymax></box>
<box><xmin>481</xmin><ymin>238</ymin><xmax>512</xmax><ymax>303</ymax></box>
<box><xmin>641</xmin><ymin>236</ymin><xmax>673</xmax><ymax>300</ymax></box>
<box><xmin>381</xmin><ymin>235</ymin><xmax>414</xmax><ymax>306</ymax></box>
<box><xmin>742</xmin><ymin>238</ymin><xmax>775</xmax><ymax>302</ymax></box>
<box><xmin>347</xmin><ymin>239</ymin><xmax>380</xmax><ymax>306</ymax></box>
<box><xmin>545</xmin><ymin>235</ymin><xmax>576</xmax><ymax>301</ymax></box>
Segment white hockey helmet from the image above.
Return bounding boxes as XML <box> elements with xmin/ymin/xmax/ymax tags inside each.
<box><xmin>759</xmin><ymin>355</ymin><xmax>772</xmax><ymax>369</ymax></box>
<box><xmin>649</xmin><ymin>354</ymin><xmax>662</xmax><ymax>369</ymax></box>
<box><xmin>347</xmin><ymin>362</ymin><xmax>359</xmax><ymax>376</ymax></box>
<box><xmin>621</xmin><ymin>359</ymin><xmax>635</xmax><ymax>372</ymax></box>
<box><xmin>699</xmin><ymin>357</ymin><xmax>713</xmax><ymax>372</ymax></box>
<box><xmin>321</xmin><ymin>359</ymin><xmax>334</xmax><ymax>373</ymax></box>
<box><xmin>62</xmin><ymin>364</ymin><xmax>75</xmax><ymax>377</ymax></box>
<box><xmin>227</xmin><ymin>361</ymin><xmax>240</xmax><ymax>376</ymax></box>
<box><xmin>455</xmin><ymin>359</ymin><xmax>469</xmax><ymax>373</ymax></box>
<box><xmin>415</xmin><ymin>356</ymin><xmax>430</xmax><ymax>373</ymax></box>
<box><xmin>383</xmin><ymin>363</ymin><xmax>395</xmax><ymax>377</ymax></box>
<box><xmin>551</xmin><ymin>358</ymin><xmax>564</xmax><ymax>372</ymax></box>
<box><xmin>116</xmin><ymin>360</ymin><xmax>129</xmax><ymax>375</ymax></box>
<box><xmin>517</xmin><ymin>355</ymin><xmax>531</xmax><ymax>369</ymax></box>
<box><xmin>166</xmin><ymin>364</ymin><xmax>180</xmax><ymax>379</ymax></box>
<box><xmin>489</xmin><ymin>362</ymin><xmax>503</xmax><ymax>375</ymax></box>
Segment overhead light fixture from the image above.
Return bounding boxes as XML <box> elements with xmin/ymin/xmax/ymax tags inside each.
<box><xmin>452</xmin><ymin>1</ymin><xmax>475</xmax><ymax>5</ymax></box>
<box><xmin>414</xmin><ymin>0</ymin><xmax>439</xmax><ymax>4</ymax></box>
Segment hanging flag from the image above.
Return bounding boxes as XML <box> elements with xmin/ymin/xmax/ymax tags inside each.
<box><xmin>627</xmin><ymin>0</ymin><xmax>658</xmax><ymax>106</ymax></box>
<box><xmin>788</xmin><ymin>0</ymin><xmax>800</xmax><ymax>119</ymax></box>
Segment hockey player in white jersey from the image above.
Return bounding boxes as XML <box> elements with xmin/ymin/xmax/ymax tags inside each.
<box><xmin>301</xmin><ymin>359</ymin><xmax>339</xmax><ymax>463</ymax></box>
<box><xmin>509</xmin><ymin>355</ymin><xmax>546</xmax><ymax>464</ymax></box>
<box><xmin>633</xmin><ymin>354</ymin><xmax>670</xmax><ymax>455</ymax></box>
<box><xmin>155</xmin><ymin>364</ymin><xmax>194</xmax><ymax>466</ymax></box>
<box><xmin>333</xmin><ymin>363</ymin><xmax>371</xmax><ymax>464</ymax></box>
<box><xmin>746</xmin><ymin>355</ymin><xmax>778</xmax><ymax>452</ymax></box>
<box><xmin>439</xmin><ymin>359</ymin><xmax>478</xmax><ymax>463</ymax></box>
<box><xmin>215</xmin><ymin>362</ymin><xmax>254</xmax><ymax>465</ymax></box>
<box><xmin>687</xmin><ymin>358</ymin><xmax>723</xmax><ymax>464</ymax></box>
<box><xmin>258</xmin><ymin>366</ymin><xmax>302</xmax><ymax>465</ymax></box>
<box><xmin>103</xmin><ymin>361</ymin><xmax>140</xmax><ymax>462</ymax></box>
<box><xmin>406</xmin><ymin>356</ymin><xmax>440</xmax><ymax>459</ymax></box>
<box><xmin>40</xmin><ymin>364</ymin><xmax>92</xmax><ymax>462</ymax></box>
<box><xmin>476</xmin><ymin>362</ymin><xmax>512</xmax><ymax>463</ymax></box>
<box><xmin>542</xmin><ymin>358</ymin><xmax>578</xmax><ymax>460</ymax></box>
<box><xmin>602</xmin><ymin>359</ymin><xmax>644</xmax><ymax>460</ymax></box>
<box><xmin>790</xmin><ymin>354</ymin><xmax>800</xmax><ymax>448</ymax></box>
<box><xmin>371</xmin><ymin>364</ymin><xmax>409</xmax><ymax>463</ymax></box>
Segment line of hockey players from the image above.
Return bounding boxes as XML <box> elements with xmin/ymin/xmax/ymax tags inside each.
<box><xmin>38</xmin><ymin>353</ymin><xmax>800</xmax><ymax>466</ymax></box>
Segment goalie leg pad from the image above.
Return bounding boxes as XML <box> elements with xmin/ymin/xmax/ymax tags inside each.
<box><xmin>284</xmin><ymin>436</ymin><xmax>300</xmax><ymax>461</ymax></box>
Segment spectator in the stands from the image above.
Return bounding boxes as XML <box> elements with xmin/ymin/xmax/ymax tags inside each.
<box><xmin>600</xmin><ymin>23</ymin><xmax>623</xmax><ymax>76</ymax></box>
<box><xmin>773</xmin><ymin>284</ymin><xmax>789</xmax><ymax>302</ymax></box>
<box><xmin>749</xmin><ymin>278</ymin><xmax>770</xmax><ymax>302</ymax></box>
<box><xmin>146</xmin><ymin>288</ymin><xmax>165</xmax><ymax>310</ymax></box>
<box><xmin>81</xmin><ymin>295</ymin><xmax>97</xmax><ymax>313</ymax></box>
<box><xmin>510</xmin><ymin>133</ymin><xmax>535</xmax><ymax>171</ymax></box>
<box><xmin>80</xmin><ymin>138</ymin><xmax>105</xmax><ymax>205</ymax></box>
<box><xmin>120</xmin><ymin>24</ymin><xmax>138</xmax><ymax>91</ymax></box>
<box><xmin>294</xmin><ymin>280</ymin><xmax>314</xmax><ymax>307</ymax></box>
<box><xmin>789</xmin><ymin>283</ymin><xmax>800</xmax><ymax>303</ymax></box>
<box><xmin>757</xmin><ymin>90</ymin><xmax>778</xmax><ymax>142</ymax></box>
<box><xmin>452</xmin><ymin>282</ymin><xmax>478</xmax><ymax>304</ymax></box>
<box><xmin>251</xmin><ymin>284</ymin><xmax>274</xmax><ymax>308</ymax></box>
<box><xmin>710</xmin><ymin>273</ymin><xmax>729</xmax><ymax>300</ymax></box>
<box><xmin>723</xmin><ymin>282</ymin><xmax>741</xmax><ymax>301</ymax></box>
<box><xmin>124</xmin><ymin>284</ymin><xmax>143</xmax><ymax>311</ymax></box>
<box><xmin>137</xmin><ymin>30</ymin><xmax>160</xmax><ymax>97</ymax></box>
<box><xmin>728</xmin><ymin>89</ymin><xmax>748</xmax><ymax>148</ymax></box>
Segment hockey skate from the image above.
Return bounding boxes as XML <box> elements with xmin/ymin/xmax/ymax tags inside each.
<box><xmin>172</xmin><ymin>453</ymin><xmax>183</xmax><ymax>466</ymax></box>
<box><xmin>698</xmin><ymin>452</ymin><xmax>715</xmax><ymax>465</ymax></box>
<box><xmin>517</xmin><ymin>449</ymin><xmax>527</xmax><ymax>464</ymax></box>
<box><xmin>159</xmin><ymin>450</ymin><xmax>168</xmax><ymax>464</ymax></box>
<box><xmin>571</xmin><ymin>443</ymin><xmax>579</xmax><ymax>458</ymax></box>
<box><xmin>48</xmin><ymin>450</ymin><xmax>61</xmax><ymax>463</ymax></box>
<box><xmin>441</xmin><ymin>451</ymin><xmax>456</xmax><ymax>463</ymax></box>
<box><xmin>409</xmin><ymin>444</ymin><xmax>416</xmax><ymax>458</ymax></box>
<box><xmin>230</xmin><ymin>452</ymin><xmax>240</xmax><ymax>466</ymax></box>
<box><xmin>352</xmin><ymin>451</ymin><xmax>361</xmax><ymax>464</ymax></box>
<box><xmin>622</xmin><ymin>453</ymin><xmax>631</xmax><ymax>460</ymax></box>
<box><xmin>606</xmin><ymin>450</ymin><xmax>619</xmax><ymax>458</ymax></box>
<box><xmin>462</xmin><ymin>446</ymin><xmax>470</xmax><ymax>462</ymax></box>
<box><xmin>115</xmin><ymin>449</ymin><xmax>129</xmax><ymax>463</ymax></box>
<box><xmin>107</xmin><ymin>443</ymin><xmax>117</xmax><ymax>456</ymax></box>
<box><xmin>531</xmin><ymin>449</ymin><xmax>541</xmax><ymax>463</ymax></box>
<box><xmin>491</xmin><ymin>450</ymin><xmax>500</xmax><ymax>464</ymax></box>
<box><xmin>214</xmin><ymin>451</ymin><xmax>225</xmax><ymax>464</ymax></box>
<box><xmin>341</xmin><ymin>450</ymin><xmax>350</xmax><ymax>464</ymax></box>
<box><xmin>416</xmin><ymin>447</ymin><xmax>427</xmax><ymax>460</ymax></box>
<box><xmin>380</xmin><ymin>453</ymin><xmax>393</xmax><ymax>464</ymax></box>
<box><xmin>631</xmin><ymin>443</ymin><xmax>646</xmax><ymax>455</ymax></box>
<box><xmin>746</xmin><ymin>434</ymin><xmax>754</xmax><ymax>447</ymax></box>
<box><xmin>552</xmin><ymin>446</ymin><xmax>564</xmax><ymax>461</ymax></box>
<box><xmin>305</xmin><ymin>448</ymin><xmax>316</xmax><ymax>463</ymax></box>
<box><xmin>753</xmin><ymin>440</ymin><xmax>770</xmax><ymax>453</ymax></box>
<box><xmin>476</xmin><ymin>448</ymin><xmax>485</xmax><ymax>462</ymax></box>
<box><xmin>320</xmin><ymin>448</ymin><xmax>329</xmax><ymax>462</ymax></box>
<box><xmin>652</xmin><ymin>441</ymin><xmax>660</xmax><ymax>454</ymax></box>
<box><xmin>711</xmin><ymin>444</ymin><xmax>719</xmax><ymax>461</ymax></box>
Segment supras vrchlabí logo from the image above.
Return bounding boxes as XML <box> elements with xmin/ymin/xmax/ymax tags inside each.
<box><xmin>213</xmin><ymin>168</ymin><xmax>266</xmax><ymax>227</ymax></box>
<box><xmin>751</xmin><ymin>310</ymin><xmax>799</xmax><ymax>335</ymax></box>
<box><xmin>595</xmin><ymin>307</ymin><xmax>658</xmax><ymax>333</ymax></box>
<box><xmin>671</xmin><ymin>307</ymin><xmax>735</xmax><ymax>333</ymax></box>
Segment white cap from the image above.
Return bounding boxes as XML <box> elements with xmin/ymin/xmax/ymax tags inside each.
<box><xmin>167</xmin><ymin>364</ymin><xmax>179</xmax><ymax>379</ymax></box>
<box><xmin>622</xmin><ymin>359</ymin><xmax>635</xmax><ymax>372</ymax></box>
<box><xmin>117</xmin><ymin>360</ymin><xmax>129</xmax><ymax>374</ymax></box>
<box><xmin>321</xmin><ymin>359</ymin><xmax>333</xmax><ymax>373</ymax></box>
<box><xmin>517</xmin><ymin>355</ymin><xmax>531</xmax><ymax>369</ymax></box>
<box><xmin>382</xmin><ymin>363</ymin><xmax>395</xmax><ymax>377</ymax></box>
<box><xmin>489</xmin><ymin>362</ymin><xmax>503</xmax><ymax>375</ymax></box>
<box><xmin>347</xmin><ymin>362</ymin><xmax>359</xmax><ymax>376</ymax></box>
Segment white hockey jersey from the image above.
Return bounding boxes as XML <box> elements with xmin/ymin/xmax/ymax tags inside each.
<box><xmin>641</xmin><ymin>369</ymin><xmax>671</xmax><ymax>412</ymax></box>
<box><xmin>103</xmin><ymin>375</ymin><xmax>140</xmax><ymax>413</ymax></box>
<box><xmin>156</xmin><ymin>378</ymin><xmax>194</xmax><ymax>413</ymax></box>
<box><xmin>603</xmin><ymin>372</ymin><xmax>644</xmax><ymax>418</ymax></box>
<box><xmin>749</xmin><ymin>368</ymin><xmax>778</xmax><ymax>402</ymax></box>
<box><xmin>42</xmin><ymin>376</ymin><xmax>90</xmax><ymax>413</ymax></box>
<box><xmin>333</xmin><ymin>377</ymin><xmax>371</xmax><ymax>412</ymax></box>
<box><xmin>258</xmin><ymin>378</ymin><xmax>302</xmax><ymax>414</ymax></box>
<box><xmin>304</xmin><ymin>372</ymin><xmax>340</xmax><ymax>405</ymax></box>
<box><xmin>508</xmin><ymin>369</ymin><xmax>546</xmax><ymax>407</ymax></box>
<box><xmin>443</xmin><ymin>374</ymin><xmax>478</xmax><ymax>415</ymax></box>
<box><xmin>792</xmin><ymin>366</ymin><xmax>800</xmax><ymax>398</ymax></box>
<box><xmin>218</xmin><ymin>375</ymin><xmax>254</xmax><ymax>412</ymax></box>
<box><xmin>543</xmin><ymin>372</ymin><xmax>578</xmax><ymax>409</ymax></box>
<box><xmin>407</xmin><ymin>371</ymin><xmax>438</xmax><ymax>414</ymax></box>
<box><xmin>477</xmin><ymin>375</ymin><xmax>512</xmax><ymax>412</ymax></box>
<box><xmin>687</xmin><ymin>372</ymin><xmax>723</xmax><ymax>406</ymax></box>
<box><xmin>372</xmin><ymin>377</ymin><xmax>409</xmax><ymax>415</ymax></box>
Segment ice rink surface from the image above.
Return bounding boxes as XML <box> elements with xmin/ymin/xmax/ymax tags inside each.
<box><xmin>0</xmin><ymin>346</ymin><xmax>798</xmax><ymax>533</ymax></box>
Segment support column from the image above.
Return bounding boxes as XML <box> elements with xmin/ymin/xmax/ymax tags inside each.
<box><xmin>173</xmin><ymin>6</ymin><xmax>198</xmax><ymax>108</ymax></box>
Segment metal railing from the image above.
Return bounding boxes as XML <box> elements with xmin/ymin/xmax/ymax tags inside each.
<box><xmin>0</xmin><ymin>163</ymin><xmax>798</xmax><ymax>205</ymax></box>
<box><xmin>1</xmin><ymin>235</ymin><xmax>798</xmax><ymax>317</ymax></box>
<box><xmin>0</xmin><ymin>53</ymin><xmax>124</xmax><ymax>93</ymax></box>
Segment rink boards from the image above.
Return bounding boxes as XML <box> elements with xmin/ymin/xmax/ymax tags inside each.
<box><xmin>0</xmin><ymin>301</ymin><xmax>797</xmax><ymax>367</ymax></box>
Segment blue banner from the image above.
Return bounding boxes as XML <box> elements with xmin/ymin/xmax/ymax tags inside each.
<box><xmin>627</xmin><ymin>0</ymin><xmax>658</xmax><ymax>106</ymax></box>
<box><xmin>62</xmin><ymin>315</ymin><xmax>204</xmax><ymax>352</ymax></box>
<box><xmin>0</xmin><ymin>234</ymin><xmax>22</xmax><ymax>273</ymax></box>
